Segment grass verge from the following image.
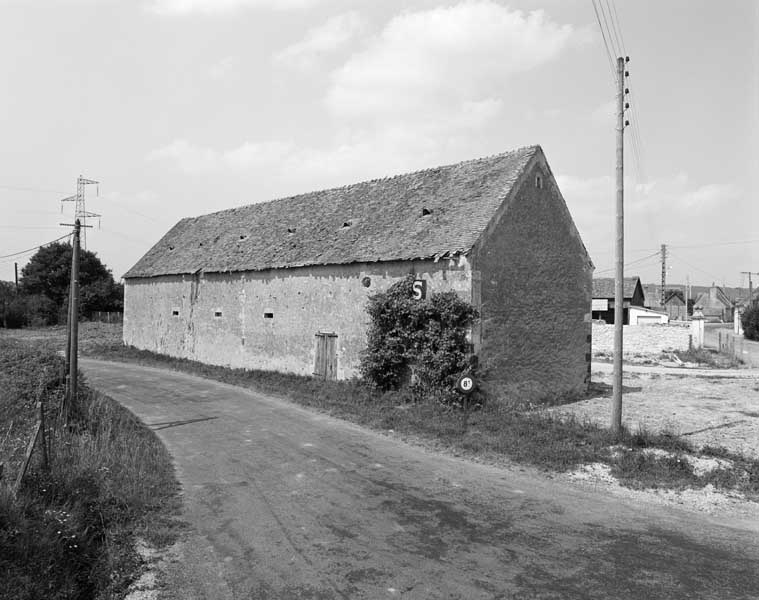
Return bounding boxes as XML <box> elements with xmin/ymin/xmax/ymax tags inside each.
<box><xmin>0</xmin><ymin>338</ymin><xmax>180</xmax><ymax>600</ymax></box>
<box><xmin>85</xmin><ymin>339</ymin><xmax>759</xmax><ymax>500</ymax></box>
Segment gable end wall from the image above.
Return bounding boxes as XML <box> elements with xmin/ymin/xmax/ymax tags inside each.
<box><xmin>473</xmin><ymin>158</ymin><xmax>593</xmax><ymax>394</ymax></box>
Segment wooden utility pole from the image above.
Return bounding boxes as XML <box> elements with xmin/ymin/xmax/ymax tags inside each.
<box><xmin>660</xmin><ymin>244</ymin><xmax>667</xmax><ymax>306</ymax></box>
<box><xmin>14</xmin><ymin>262</ymin><xmax>18</xmax><ymax>292</ymax></box>
<box><xmin>612</xmin><ymin>56</ymin><xmax>629</xmax><ymax>434</ymax></box>
<box><xmin>741</xmin><ymin>271</ymin><xmax>759</xmax><ymax>307</ymax></box>
<box><xmin>686</xmin><ymin>275</ymin><xmax>690</xmax><ymax>320</ymax></box>
<box><xmin>66</xmin><ymin>220</ymin><xmax>81</xmax><ymax>423</ymax></box>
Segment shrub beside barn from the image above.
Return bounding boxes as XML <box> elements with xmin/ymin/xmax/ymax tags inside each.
<box><xmin>123</xmin><ymin>145</ymin><xmax>594</xmax><ymax>393</ymax></box>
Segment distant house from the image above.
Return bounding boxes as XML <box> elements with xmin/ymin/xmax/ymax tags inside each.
<box><xmin>629</xmin><ymin>305</ymin><xmax>669</xmax><ymax>325</ymax></box>
<box><xmin>123</xmin><ymin>145</ymin><xmax>594</xmax><ymax>394</ymax></box>
<box><xmin>642</xmin><ymin>283</ymin><xmax>663</xmax><ymax>310</ymax></box>
<box><xmin>592</xmin><ymin>276</ymin><xmax>644</xmax><ymax>324</ymax></box>
<box><xmin>664</xmin><ymin>293</ymin><xmax>687</xmax><ymax>320</ymax></box>
<box><xmin>693</xmin><ymin>286</ymin><xmax>734</xmax><ymax>322</ymax></box>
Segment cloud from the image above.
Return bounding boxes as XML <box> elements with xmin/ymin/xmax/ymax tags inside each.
<box><xmin>682</xmin><ymin>183</ymin><xmax>740</xmax><ymax>209</ymax></box>
<box><xmin>148</xmin><ymin>3</ymin><xmax>585</xmax><ymax>187</ymax></box>
<box><xmin>556</xmin><ymin>172</ymin><xmax>744</xmax><ymax>276</ymax></box>
<box><xmin>148</xmin><ymin>0</ymin><xmax>322</xmax><ymax>16</ymax></box>
<box><xmin>146</xmin><ymin>139</ymin><xmax>293</xmax><ymax>173</ymax></box>
<box><xmin>208</xmin><ymin>56</ymin><xmax>238</xmax><ymax>80</ymax></box>
<box><xmin>326</xmin><ymin>2</ymin><xmax>583</xmax><ymax>124</ymax></box>
<box><xmin>274</xmin><ymin>12</ymin><xmax>367</xmax><ymax>69</ymax></box>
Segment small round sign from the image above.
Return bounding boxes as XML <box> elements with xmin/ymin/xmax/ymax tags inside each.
<box><xmin>456</xmin><ymin>374</ymin><xmax>475</xmax><ymax>395</ymax></box>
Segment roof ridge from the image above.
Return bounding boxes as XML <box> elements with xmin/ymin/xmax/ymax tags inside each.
<box><xmin>193</xmin><ymin>145</ymin><xmax>541</xmax><ymax>221</ymax></box>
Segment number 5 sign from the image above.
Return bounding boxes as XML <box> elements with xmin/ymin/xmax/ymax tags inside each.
<box><xmin>412</xmin><ymin>279</ymin><xmax>427</xmax><ymax>300</ymax></box>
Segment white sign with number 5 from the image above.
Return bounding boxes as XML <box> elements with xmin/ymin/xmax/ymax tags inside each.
<box><xmin>412</xmin><ymin>279</ymin><xmax>426</xmax><ymax>300</ymax></box>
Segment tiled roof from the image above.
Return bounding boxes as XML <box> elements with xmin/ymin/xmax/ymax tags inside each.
<box><xmin>125</xmin><ymin>146</ymin><xmax>541</xmax><ymax>278</ymax></box>
<box><xmin>592</xmin><ymin>276</ymin><xmax>640</xmax><ymax>299</ymax></box>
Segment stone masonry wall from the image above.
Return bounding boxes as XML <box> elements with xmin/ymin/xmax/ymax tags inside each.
<box><xmin>592</xmin><ymin>322</ymin><xmax>691</xmax><ymax>357</ymax></box>
<box><xmin>473</xmin><ymin>159</ymin><xmax>593</xmax><ymax>394</ymax></box>
<box><xmin>124</xmin><ymin>258</ymin><xmax>472</xmax><ymax>379</ymax></box>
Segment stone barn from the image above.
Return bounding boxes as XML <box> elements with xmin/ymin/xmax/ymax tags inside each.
<box><xmin>123</xmin><ymin>145</ymin><xmax>594</xmax><ymax>393</ymax></box>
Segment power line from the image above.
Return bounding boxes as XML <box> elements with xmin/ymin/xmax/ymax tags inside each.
<box><xmin>591</xmin><ymin>0</ymin><xmax>616</xmax><ymax>80</ymax></box>
<box><xmin>594</xmin><ymin>250</ymin><xmax>661</xmax><ymax>274</ymax></box>
<box><xmin>599</xmin><ymin>0</ymin><xmax>622</xmax><ymax>56</ymax></box>
<box><xmin>667</xmin><ymin>251</ymin><xmax>724</xmax><ymax>283</ymax></box>
<box><xmin>608</xmin><ymin>0</ymin><xmax>627</xmax><ymax>54</ymax></box>
<box><xmin>0</xmin><ymin>185</ymin><xmax>68</xmax><ymax>194</ymax></box>
<box><xmin>0</xmin><ymin>233</ymin><xmax>72</xmax><ymax>260</ymax></box>
<box><xmin>0</xmin><ymin>226</ymin><xmax>63</xmax><ymax>231</ymax></box>
<box><xmin>591</xmin><ymin>0</ymin><xmax>647</xmax><ymax>184</ymax></box>
<box><xmin>670</xmin><ymin>238</ymin><xmax>759</xmax><ymax>249</ymax></box>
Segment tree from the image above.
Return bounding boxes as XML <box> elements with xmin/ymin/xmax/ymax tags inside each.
<box><xmin>18</xmin><ymin>242</ymin><xmax>122</xmax><ymax>325</ymax></box>
<box><xmin>742</xmin><ymin>306</ymin><xmax>759</xmax><ymax>341</ymax></box>
<box><xmin>0</xmin><ymin>281</ymin><xmax>25</xmax><ymax>328</ymax></box>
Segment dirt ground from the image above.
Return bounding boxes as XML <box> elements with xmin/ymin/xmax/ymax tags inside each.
<box><xmin>558</xmin><ymin>363</ymin><xmax>759</xmax><ymax>459</ymax></box>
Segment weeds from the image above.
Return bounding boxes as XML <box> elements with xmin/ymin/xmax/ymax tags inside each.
<box><xmin>672</xmin><ymin>347</ymin><xmax>743</xmax><ymax>369</ymax></box>
<box><xmin>0</xmin><ymin>339</ymin><xmax>179</xmax><ymax>600</ymax></box>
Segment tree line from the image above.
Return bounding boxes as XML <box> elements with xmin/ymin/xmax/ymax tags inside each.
<box><xmin>0</xmin><ymin>242</ymin><xmax>123</xmax><ymax>328</ymax></box>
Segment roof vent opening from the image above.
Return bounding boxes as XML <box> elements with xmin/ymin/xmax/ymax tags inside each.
<box><xmin>341</xmin><ymin>220</ymin><xmax>352</xmax><ymax>229</ymax></box>
<box><xmin>239</xmin><ymin>234</ymin><xmax>249</xmax><ymax>241</ymax></box>
<box><xmin>287</xmin><ymin>227</ymin><xmax>296</xmax><ymax>234</ymax></box>
<box><xmin>263</xmin><ymin>312</ymin><xmax>274</xmax><ymax>319</ymax></box>
<box><xmin>168</xmin><ymin>245</ymin><xmax>175</xmax><ymax>251</ymax></box>
<box><xmin>421</xmin><ymin>207</ymin><xmax>432</xmax><ymax>216</ymax></box>
<box><xmin>535</xmin><ymin>175</ymin><xmax>543</xmax><ymax>189</ymax></box>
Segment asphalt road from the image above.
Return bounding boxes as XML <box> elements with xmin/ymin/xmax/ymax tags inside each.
<box><xmin>81</xmin><ymin>359</ymin><xmax>759</xmax><ymax>600</ymax></box>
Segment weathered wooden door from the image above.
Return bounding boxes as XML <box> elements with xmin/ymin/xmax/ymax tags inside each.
<box><xmin>314</xmin><ymin>332</ymin><xmax>337</xmax><ymax>380</ymax></box>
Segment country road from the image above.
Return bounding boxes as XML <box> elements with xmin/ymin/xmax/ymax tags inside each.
<box><xmin>81</xmin><ymin>359</ymin><xmax>759</xmax><ymax>600</ymax></box>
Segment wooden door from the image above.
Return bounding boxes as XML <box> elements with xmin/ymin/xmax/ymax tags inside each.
<box><xmin>314</xmin><ymin>332</ymin><xmax>338</xmax><ymax>380</ymax></box>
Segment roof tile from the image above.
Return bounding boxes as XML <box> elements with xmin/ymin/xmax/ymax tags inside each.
<box><xmin>124</xmin><ymin>146</ymin><xmax>540</xmax><ymax>278</ymax></box>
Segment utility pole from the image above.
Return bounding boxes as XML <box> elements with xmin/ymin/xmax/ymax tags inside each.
<box><xmin>59</xmin><ymin>219</ymin><xmax>90</xmax><ymax>422</ymax></box>
<box><xmin>660</xmin><ymin>244</ymin><xmax>667</xmax><ymax>307</ymax></box>
<box><xmin>685</xmin><ymin>275</ymin><xmax>690</xmax><ymax>320</ymax></box>
<box><xmin>67</xmin><ymin>220</ymin><xmax>81</xmax><ymax>423</ymax></box>
<box><xmin>612</xmin><ymin>55</ymin><xmax>630</xmax><ymax>434</ymax></box>
<box><xmin>14</xmin><ymin>262</ymin><xmax>18</xmax><ymax>292</ymax></box>
<box><xmin>741</xmin><ymin>271</ymin><xmax>759</xmax><ymax>307</ymax></box>
<box><xmin>61</xmin><ymin>175</ymin><xmax>100</xmax><ymax>249</ymax></box>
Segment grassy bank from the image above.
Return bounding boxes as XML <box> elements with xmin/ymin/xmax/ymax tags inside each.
<box><xmin>85</xmin><ymin>338</ymin><xmax>759</xmax><ymax>500</ymax></box>
<box><xmin>0</xmin><ymin>338</ymin><xmax>179</xmax><ymax>600</ymax></box>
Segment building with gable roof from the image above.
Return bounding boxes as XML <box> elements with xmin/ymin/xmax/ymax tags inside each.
<box><xmin>693</xmin><ymin>285</ymin><xmax>734</xmax><ymax>322</ymax></box>
<box><xmin>591</xmin><ymin>276</ymin><xmax>644</xmax><ymax>324</ymax></box>
<box><xmin>123</xmin><ymin>145</ymin><xmax>594</xmax><ymax>393</ymax></box>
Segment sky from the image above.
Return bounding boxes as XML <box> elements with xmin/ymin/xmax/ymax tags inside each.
<box><xmin>1</xmin><ymin>0</ymin><xmax>757</xmax><ymax>290</ymax></box>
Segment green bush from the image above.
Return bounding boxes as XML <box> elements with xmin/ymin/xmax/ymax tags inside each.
<box><xmin>360</xmin><ymin>275</ymin><xmax>478</xmax><ymax>399</ymax></box>
<box><xmin>742</xmin><ymin>306</ymin><xmax>759</xmax><ymax>341</ymax></box>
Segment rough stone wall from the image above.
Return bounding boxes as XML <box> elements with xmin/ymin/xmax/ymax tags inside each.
<box><xmin>592</xmin><ymin>323</ymin><xmax>691</xmax><ymax>356</ymax></box>
<box><xmin>473</xmin><ymin>161</ymin><xmax>593</xmax><ymax>394</ymax></box>
<box><xmin>124</xmin><ymin>259</ymin><xmax>472</xmax><ymax>379</ymax></box>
